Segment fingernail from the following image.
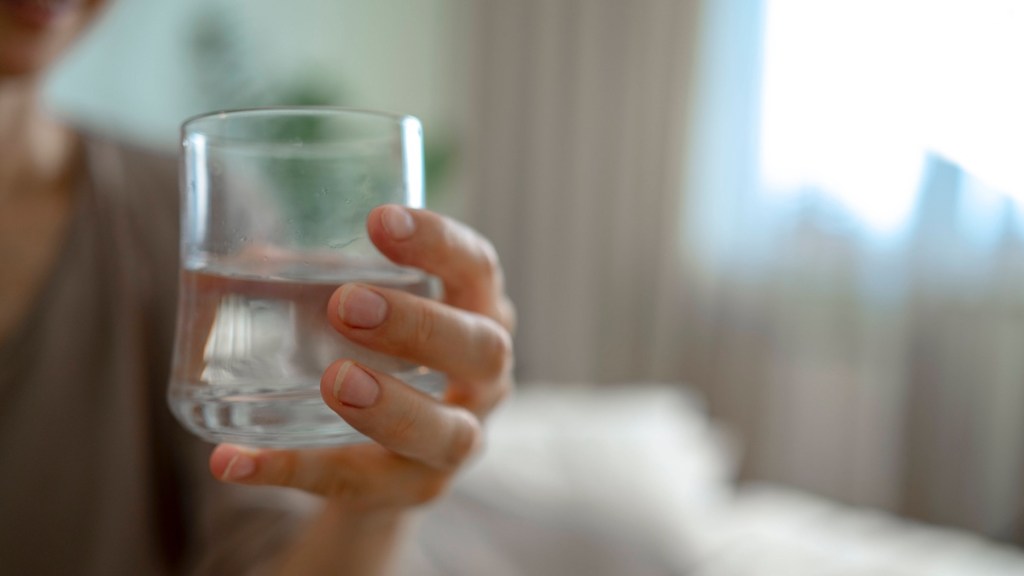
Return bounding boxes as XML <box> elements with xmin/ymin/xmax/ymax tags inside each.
<box><xmin>382</xmin><ymin>205</ymin><xmax>415</xmax><ymax>240</ymax></box>
<box><xmin>339</xmin><ymin>285</ymin><xmax>387</xmax><ymax>329</ymax></box>
<box><xmin>222</xmin><ymin>452</ymin><xmax>256</xmax><ymax>481</ymax></box>
<box><xmin>333</xmin><ymin>362</ymin><xmax>380</xmax><ymax>408</ymax></box>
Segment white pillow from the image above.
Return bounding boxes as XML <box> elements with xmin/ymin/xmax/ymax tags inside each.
<box><xmin>454</xmin><ymin>383</ymin><xmax>736</xmax><ymax>571</ymax></box>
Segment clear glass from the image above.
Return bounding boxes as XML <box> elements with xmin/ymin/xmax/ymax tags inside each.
<box><xmin>168</xmin><ymin>107</ymin><xmax>444</xmax><ymax>448</ymax></box>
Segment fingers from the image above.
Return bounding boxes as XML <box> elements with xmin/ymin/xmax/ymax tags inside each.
<box><xmin>327</xmin><ymin>284</ymin><xmax>513</xmax><ymax>386</ymax></box>
<box><xmin>321</xmin><ymin>361</ymin><xmax>482</xmax><ymax>471</ymax></box>
<box><xmin>210</xmin><ymin>208</ymin><xmax>517</xmax><ymax>511</ymax></box>
<box><xmin>358</xmin><ymin>205</ymin><xmax>516</xmax><ymax>416</ymax></box>
<box><xmin>367</xmin><ymin>205</ymin><xmax>516</xmax><ymax>333</ymax></box>
<box><xmin>210</xmin><ymin>443</ymin><xmax>450</xmax><ymax>510</ymax></box>
<box><xmin>209</xmin><ymin>362</ymin><xmax>484</xmax><ymax>506</ymax></box>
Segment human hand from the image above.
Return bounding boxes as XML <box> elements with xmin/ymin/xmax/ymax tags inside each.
<box><xmin>208</xmin><ymin>205</ymin><xmax>515</xmax><ymax>514</ymax></box>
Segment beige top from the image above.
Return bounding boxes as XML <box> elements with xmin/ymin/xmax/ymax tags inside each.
<box><xmin>0</xmin><ymin>134</ymin><xmax>308</xmax><ymax>575</ymax></box>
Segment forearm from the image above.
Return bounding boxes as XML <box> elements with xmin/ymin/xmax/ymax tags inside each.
<box><xmin>273</xmin><ymin>503</ymin><xmax>412</xmax><ymax>576</ymax></box>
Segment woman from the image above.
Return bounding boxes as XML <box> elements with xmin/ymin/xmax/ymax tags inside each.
<box><xmin>0</xmin><ymin>1</ymin><xmax>515</xmax><ymax>574</ymax></box>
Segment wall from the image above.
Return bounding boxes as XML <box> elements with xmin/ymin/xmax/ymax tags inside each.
<box><xmin>45</xmin><ymin>0</ymin><xmax>466</xmax><ymax>156</ymax></box>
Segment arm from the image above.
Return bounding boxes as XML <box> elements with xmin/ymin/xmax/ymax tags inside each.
<box><xmin>208</xmin><ymin>205</ymin><xmax>516</xmax><ymax>575</ymax></box>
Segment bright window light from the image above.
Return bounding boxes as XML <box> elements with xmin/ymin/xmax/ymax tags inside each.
<box><xmin>759</xmin><ymin>0</ymin><xmax>1024</xmax><ymax>233</ymax></box>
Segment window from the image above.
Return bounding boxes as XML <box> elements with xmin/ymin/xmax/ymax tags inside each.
<box><xmin>759</xmin><ymin>0</ymin><xmax>1024</xmax><ymax>235</ymax></box>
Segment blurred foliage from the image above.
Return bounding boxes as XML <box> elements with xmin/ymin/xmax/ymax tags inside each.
<box><xmin>257</xmin><ymin>113</ymin><xmax>398</xmax><ymax>248</ymax></box>
<box><xmin>188</xmin><ymin>5</ymin><xmax>454</xmax><ymax>206</ymax></box>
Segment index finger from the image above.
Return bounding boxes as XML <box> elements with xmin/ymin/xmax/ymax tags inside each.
<box><xmin>367</xmin><ymin>205</ymin><xmax>515</xmax><ymax>332</ymax></box>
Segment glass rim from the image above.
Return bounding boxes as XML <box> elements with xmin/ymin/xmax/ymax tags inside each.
<box><xmin>181</xmin><ymin>105</ymin><xmax>420</xmax><ymax>136</ymax></box>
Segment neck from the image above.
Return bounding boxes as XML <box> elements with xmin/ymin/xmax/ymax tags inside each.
<box><xmin>0</xmin><ymin>76</ymin><xmax>76</xmax><ymax>204</ymax></box>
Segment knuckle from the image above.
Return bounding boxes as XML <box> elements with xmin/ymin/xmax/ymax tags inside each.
<box><xmin>476</xmin><ymin>238</ymin><xmax>501</xmax><ymax>280</ymax></box>
<box><xmin>498</xmin><ymin>298</ymin><xmax>518</xmax><ymax>335</ymax></box>
<box><xmin>441</xmin><ymin>413</ymin><xmax>481</xmax><ymax>470</ymax></box>
<box><xmin>388</xmin><ymin>399</ymin><xmax>423</xmax><ymax>445</ymax></box>
<box><xmin>451</xmin><ymin>224</ymin><xmax>501</xmax><ymax>284</ymax></box>
<box><xmin>323</xmin><ymin>478</ymin><xmax>361</xmax><ymax>503</ymax></box>
<box><xmin>413</xmin><ymin>474</ymin><xmax>452</xmax><ymax>506</ymax></box>
<box><xmin>494</xmin><ymin>376</ymin><xmax>514</xmax><ymax>408</ymax></box>
<box><xmin>272</xmin><ymin>451</ymin><xmax>301</xmax><ymax>488</ymax></box>
<box><xmin>478</xmin><ymin>320</ymin><xmax>514</xmax><ymax>379</ymax></box>
<box><xmin>476</xmin><ymin>376</ymin><xmax>514</xmax><ymax>420</ymax></box>
<box><xmin>413</xmin><ymin>304</ymin><xmax>439</xmax><ymax>347</ymax></box>
<box><xmin>440</xmin><ymin>225</ymin><xmax>463</xmax><ymax>261</ymax></box>
<box><xmin>261</xmin><ymin>452</ymin><xmax>367</xmax><ymax>503</ymax></box>
<box><xmin>313</xmin><ymin>455</ymin><xmax>357</xmax><ymax>501</ymax></box>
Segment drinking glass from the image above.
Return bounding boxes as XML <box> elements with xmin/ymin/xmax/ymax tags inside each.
<box><xmin>168</xmin><ymin>107</ymin><xmax>443</xmax><ymax>448</ymax></box>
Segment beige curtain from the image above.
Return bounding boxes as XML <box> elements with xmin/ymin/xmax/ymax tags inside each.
<box><xmin>459</xmin><ymin>0</ymin><xmax>1024</xmax><ymax>544</ymax></box>
<box><xmin>680</xmin><ymin>156</ymin><xmax>1024</xmax><ymax>543</ymax></box>
<box><xmin>461</xmin><ymin>0</ymin><xmax>700</xmax><ymax>384</ymax></box>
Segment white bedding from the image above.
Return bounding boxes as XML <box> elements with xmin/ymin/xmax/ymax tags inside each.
<box><xmin>400</xmin><ymin>384</ymin><xmax>1024</xmax><ymax>575</ymax></box>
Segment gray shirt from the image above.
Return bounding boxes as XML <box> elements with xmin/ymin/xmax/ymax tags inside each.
<box><xmin>0</xmin><ymin>133</ymin><xmax>308</xmax><ymax>575</ymax></box>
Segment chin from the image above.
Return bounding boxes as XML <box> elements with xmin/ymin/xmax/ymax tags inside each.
<box><xmin>0</xmin><ymin>56</ymin><xmax>48</xmax><ymax>79</ymax></box>
<box><xmin>0</xmin><ymin>34</ymin><xmax>59</xmax><ymax>79</ymax></box>
<box><xmin>0</xmin><ymin>0</ymin><xmax>105</xmax><ymax>79</ymax></box>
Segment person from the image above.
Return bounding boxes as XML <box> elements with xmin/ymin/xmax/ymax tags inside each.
<box><xmin>0</xmin><ymin>1</ymin><xmax>515</xmax><ymax>574</ymax></box>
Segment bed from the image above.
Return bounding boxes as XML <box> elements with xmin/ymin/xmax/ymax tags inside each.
<box><xmin>399</xmin><ymin>385</ymin><xmax>1024</xmax><ymax>575</ymax></box>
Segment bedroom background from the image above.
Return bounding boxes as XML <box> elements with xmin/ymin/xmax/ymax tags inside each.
<box><xmin>49</xmin><ymin>0</ymin><xmax>1024</xmax><ymax>549</ymax></box>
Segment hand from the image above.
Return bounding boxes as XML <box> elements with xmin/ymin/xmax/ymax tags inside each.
<box><xmin>208</xmin><ymin>205</ymin><xmax>515</xmax><ymax>514</ymax></box>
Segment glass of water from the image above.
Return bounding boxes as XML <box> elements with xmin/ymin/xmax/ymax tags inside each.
<box><xmin>168</xmin><ymin>107</ymin><xmax>443</xmax><ymax>448</ymax></box>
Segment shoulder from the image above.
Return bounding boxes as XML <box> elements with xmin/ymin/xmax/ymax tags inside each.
<box><xmin>79</xmin><ymin>130</ymin><xmax>179</xmax><ymax>243</ymax></box>
<box><xmin>80</xmin><ymin>131</ymin><xmax>178</xmax><ymax>208</ymax></box>
<box><xmin>77</xmin><ymin>130</ymin><xmax>181</xmax><ymax>307</ymax></box>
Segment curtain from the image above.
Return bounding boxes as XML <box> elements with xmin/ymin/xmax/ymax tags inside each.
<box><xmin>682</xmin><ymin>0</ymin><xmax>1024</xmax><ymax>542</ymax></box>
<box><xmin>685</xmin><ymin>153</ymin><xmax>1024</xmax><ymax>541</ymax></box>
<box><xmin>461</xmin><ymin>0</ymin><xmax>701</xmax><ymax>384</ymax></box>
<box><xmin>461</xmin><ymin>0</ymin><xmax>1024</xmax><ymax>544</ymax></box>
<box><xmin>688</xmin><ymin>1</ymin><xmax>1024</xmax><ymax>537</ymax></box>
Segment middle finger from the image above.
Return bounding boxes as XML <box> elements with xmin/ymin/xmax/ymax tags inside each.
<box><xmin>322</xmin><ymin>361</ymin><xmax>482</xmax><ymax>471</ymax></box>
<box><xmin>327</xmin><ymin>283</ymin><xmax>513</xmax><ymax>386</ymax></box>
